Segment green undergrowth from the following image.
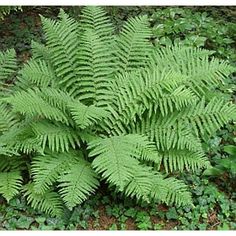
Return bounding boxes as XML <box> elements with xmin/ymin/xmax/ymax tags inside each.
<box><xmin>0</xmin><ymin>176</ymin><xmax>235</xmax><ymax>230</ymax></box>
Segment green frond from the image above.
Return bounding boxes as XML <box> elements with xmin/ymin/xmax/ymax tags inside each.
<box><xmin>58</xmin><ymin>159</ymin><xmax>99</xmax><ymax>209</ymax></box>
<box><xmin>31</xmin><ymin>152</ymin><xmax>79</xmax><ymax>194</ymax></box>
<box><xmin>69</xmin><ymin>102</ymin><xmax>109</xmax><ymax>129</ymax></box>
<box><xmin>0</xmin><ymin>49</ymin><xmax>17</xmax><ymax>82</ymax></box>
<box><xmin>76</xmin><ymin>29</ymin><xmax>115</xmax><ymax>104</ymax></box>
<box><xmin>18</xmin><ymin>59</ymin><xmax>55</xmax><ymax>88</ymax></box>
<box><xmin>41</xmin><ymin>10</ymin><xmax>79</xmax><ymax>90</ymax></box>
<box><xmin>179</xmin><ymin>98</ymin><xmax>236</xmax><ymax>137</ymax></box>
<box><xmin>0</xmin><ymin>102</ymin><xmax>18</xmax><ymax>133</ymax></box>
<box><xmin>149</xmin><ymin>46</ymin><xmax>236</xmax><ymax>96</ymax></box>
<box><xmin>115</xmin><ymin>15</ymin><xmax>152</xmax><ymax>74</ymax></box>
<box><xmin>0</xmin><ymin>171</ymin><xmax>23</xmax><ymax>202</ymax></box>
<box><xmin>161</xmin><ymin>149</ymin><xmax>210</xmax><ymax>173</ymax></box>
<box><xmin>89</xmin><ymin>134</ymin><xmax>160</xmax><ymax>190</ymax></box>
<box><xmin>0</xmin><ymin>145</ymin><xmax>18</xmax><ymax>157</ymax></box>
<box><xmin>40</xmin><ymin>87</ymin><xmax>73</xmax><ymax>112</ymax></box>
<box><xmin>124</xmin><ymin>165</ymin><xmax>192</xmax><ymax>207</ymax></box>
<box><xmin>31</xmin><ymin>121</ymin><xmax>80</xmax><ymax>152</ymax></box>
<box><xmin>128</xmin><ymin>115</ymin><xmax>203</xmax><ymax>152</ymax></box>
<box><xmin>3</xmin><ymin>88</ymin><xmax>69</xmax><ymax>124</ymax></box>
<box><xmin>0</xmin><ymin>154</ymin><xmax>24</xmax><ymax>172</ymax></box>
<box><xmin>124</xmin><ymin>165</ymin><xmax>158</xmax><ymax>202</ymax></box>
<box><xmin>0</xmin><ymin>120</ymin><xmax>44</xmax><ymax>154</ymax></box>
<box><xmin>80</xmin><ymin>6</ymin><xmax>114</xmax><ymax>41</ymax></box>
<box><xmin>31</xmin><ymin>40</ymin><xmax>52</xmax><ymax>62</ymax></box>
<box><xmin>0</xmin><ymin>49</ymin><xmax>17</xmax><ymax>95</ymax></box>
<box><xmin>150</xmin><ymin>176</ymin><xmax>192</xmax><ymax>207</ymax></box>
<box><xmin>101</xmin><ymin>69</ymin><xmax>198</xmax><ymax>136</ymax></box>
<box><xmin>23</xmin><ymin>183</ymin><xmax>64</xmax><ymax>217</ymax></box>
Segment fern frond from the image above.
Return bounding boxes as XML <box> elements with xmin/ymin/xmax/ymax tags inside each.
<box><xmin>23</xmin><ymin>183</ymin><xmax>64</xmax><ymax>217</ymax></box>
<box><xmin>0</xmin><ymin>145</ymin><xmax>18</xmax><ymax>157</ymax></box>
<box><xmin>115</xmin><ymin>15</ymin><xmax>152</xmax><ymax>74</ymax></box>
<box><xmin>150</xmin><ymin>176</ymin><xmax>192</xmax><ymax>207</ymax></box>
<box><xmin>41</xmin><ymin>10</ymin><xmax>79</xmax><ymax>90</ymax></box>
<box><xmin>31</xmin><ymin>40</ymin><xmax>52</xmax><ymax>62</ymax></box>
<box><xmin>76</xmin><ymin>29</ymin><xmax>115</xmax><ymax>104</ymax></box>
<box><xmin>69</xmin><ymin>102</ymin><xmax>109</xmax><ymax>129</ymax></box>
<box><xmin>149</xmin><ymin>46</ymin><xmax>236</xmax><ymax>96</ymax></box>
<box><xmin>0</xmin><ymin>154</ymin><xmax>24</xmax><ymax>172</ymax></box>
<box><xmin>18</xmin><ymin>59</ymin><xmax>55</xmax><ymax>88</ymax></box>
<box><xmin>124</xmin><ymin>165</ymin><xmax>192</xmax><ymax>207</ymax></box>
<box><xmin>31</xmin><ymin>121</ymin><xmax>80</xmax><ymax>152</ymax></box>
<box><xmin>80</xmin><ymin>6</ymin><xmax>114</xmax><ymax>41</ymax></box>
<box><xmin>0</xmin><ymin>49</ymin><xmax>17</xmax><ymax>82</ymax></box>
<box><xmin>0</xmin><ymin>120</ymin><xmax>44</xmax><ymax>154</ymax></box>
<box><xmin>0</xmin><ymin>171</ymin><xmax>22</xmax><ymax>202</ymax></box>
<box><xmin>179</xmin><ymin>98</ymin><xmax>236</xmax><ymax>137</ymax></box>
<box><xmin>161</xmin><ymin>149</ymin><xmax>210</xmax><ymax>173</ymax></box>
<box><xmin>3</xmin><ymin>88</ymin><xmax>69</xmax><ymax>124</ymax></box>
<box><xmin>89</xmin><ymin>134</ymin><xmax>160</xmax><ymax>190</ymax></box>
<box><xmin>101</xmin><ymin>69</ymin><xmax>198</xmax><ymax>135</ymax></box>
<box><xmin>31</xmin><ymin>152</ymin><xmax>79</xmax><ymax>194</ymax></box>
<box><xmin>124</xmin><ymin>165</ymin><xmax>158</xmax><ymax>202</ymax></box>
<box><xmin>128</xmin><ymin>115</ymin><xmax>203</xmax><ymax>152</ymax></box>
<box><xmin>0</xmin><ymin>102</ymin><xmax>18</xmax><ymax>133</ymax></box>
<box><xmin>58</xmin><ymin>159</ymin><xmax>99</xmax><ymax>209</ymax></box>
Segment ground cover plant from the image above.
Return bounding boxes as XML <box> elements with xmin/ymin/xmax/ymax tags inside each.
<box><xmin>0</xmin><ymin>6</ymin><xmax>236</xmax><ymax>230</ymax></box>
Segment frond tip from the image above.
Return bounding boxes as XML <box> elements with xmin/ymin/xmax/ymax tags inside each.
<box><xmin>58</xmin><ymin>160</ymin><xmax>99</xmax><ymax>209</ymax></box>
<box><xmin>23</xmin><ymin>183</ymin><xmax>64</xmax><ymax>217</ymax></box>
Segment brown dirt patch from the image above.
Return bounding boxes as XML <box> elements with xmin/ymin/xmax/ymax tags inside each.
<box><xmin>97</xmin><ymin>205</ymin><xmax>117</xmax><ymax>230</ymax></box>
<box><xmin>163</xmin><ymin>220</ymin><xmax>179</xmax><ymax>230</ymax></box>
<box><xmin>125</xmin><ymin>218</ymin><xmax>136</xmax><ymax>230</ymax></box>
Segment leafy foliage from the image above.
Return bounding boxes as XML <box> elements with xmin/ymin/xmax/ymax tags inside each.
<box><xmin>0</xmin><ymin>171</ymin><xmax>22</xmax><ymax>202</ymax></box>
<box><xmin>0</xmin><ymin>6</ymin><xmax>22</xmax><ymax>20</ymax></box>
<box><xmin>0</xmin><ymin>6</ymin><xmax>235</xmax><ymax>217</ymax></box>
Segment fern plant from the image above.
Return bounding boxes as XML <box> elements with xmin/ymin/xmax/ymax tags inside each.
<box><xmin>0</xmin><ymin>6</ymin><xmax>22</xmax><ymax>20</ymax></box>
<box><xmin>0</xmin><ymin>6</ymin><xmax>235</xmax><ymax>217</ymax></box>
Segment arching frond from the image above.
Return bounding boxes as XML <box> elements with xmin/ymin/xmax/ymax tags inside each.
<box><xmin>150</xmin><ymin>176</ymin><xmax>192</xmax><ymax>207</ymax></box>
<box><xmin>23</xmin><ymin>183</ymin><xmax>64</xmax><ymax>217</ymax></box>
<box><xmin>69</xmin><ymin>102</ymin><xmax>109</xmax><ymax>129</ymax></box>
<box><xmin>124</xmin><ymin>166</ymin><xmax>192</xmax><ymax>207</ymax></box>
<box><xmin>17</xmin><ymin>59</ymin><xmax>55</xmax><ymax>88</ymax></box>
<box><xmin>161</xmin><ymin>149</ymin><xmax>210</xmax><ymax>173</ymax></box>
<box><xmin>3</xmin><ymin>88</ymin><xmax>69</xmax><ymax>124</ymax></box>
<box><xmin>31</xmin><ymin>152</ymin><xmax>79</xmax><ymax>194</ymax></box>
<box><xmin>0</xmin><ymin>120</ymin><xmax>44</xmax><ymax>154</ymax></box>
<box><xmin>0</xmin><ymin>102</ymin><xmax>18</xmax><ymax>133</ymax></box>
<box><xmin>128</xmin><ymin>115</ymin><xmax>203</xmax><ymax>152</ymax></box>
<box><xmin>114</xmin><ymin>15</ymin><xmax>152</xmax><ymax>74</ymax></box>
<box><xmin>179</xmin><ymin>98</ymin><xmax>236</xmax><ymax>137</ymax></box>
<box><xmin>80</xmin><ymin>6</ymin><xmax>114</xmax><ymax>41</ymax></box>
<box><xmin>149</xmin><ymin>46</ymin><xmax>236</xmax><ymax>96</ymax></box>
<box><xmin>31</xmin><ymin>121</ymin><xmax>80</xmax><ymax>152</ymax></box>
<box><xmin>101</xmin><ymin>69</ymin><xmax>198</xmax><ymax>136</ymax></box>
<box><xmin>89</xmin><ymin>134</ymin><xmax>160</xmax><ymax>190</ymax></box>
<box><xmin>76</xmin><ymin>29</ymin><xmax>115</xmax><ymax>104</ymax></box>
<box><xmin>41</xmin><ymin>9</ymin><xmax>79</xmax><ymax>90</ymax></box>
<box><xmin>31</xmin><ymin>40</ymin><xmax>52</xmax><ymax>62</ymax></box>
<box><xmin>0</xmin><ymin>171</ymin><xmax>22</xmax><ymax>202</ymax></box>
<box><xmin>58</xmin><ymin>159</ymin><xmax>99</xmax><ymax>209</ymax></box>
<box><xmin>0</xmin><ymin>154</ymin><xmax>24</xmax><ymax>172</ymax></box>
<box><xmin>0</xmin><ymin>49</ymin><xmax>17</xmax><ymax>82</ymax></box>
